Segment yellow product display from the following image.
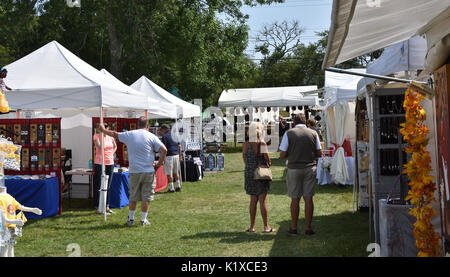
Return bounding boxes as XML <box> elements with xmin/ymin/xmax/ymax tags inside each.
<box><xmin>0</xmin><ymin>90</ymin><xmax>10</xmax><ymax>114</ymax></box>
<box><xmin>16</xmin><ymin>211</ymin><xmax>27</xmax><ymax>224</ymax></box>
<box><xmin>0</xmin><ymin>142</ymin><xmax>21</xmax><ymax>171</ymax></box>
<box><xmin>0</xmin><ymin>143</ymin><xmax>17</xmax><ymax>157</ymax></box>
<box><xmin>0</xmin><ymin>193</ymin><xmax>21</xmax><ymax>228</ymax></box>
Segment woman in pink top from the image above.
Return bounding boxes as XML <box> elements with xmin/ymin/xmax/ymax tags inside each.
<box><xmin>93</xmin><ymin>122</ymin><xmax>117</xmax><ymax>214</ymax></box>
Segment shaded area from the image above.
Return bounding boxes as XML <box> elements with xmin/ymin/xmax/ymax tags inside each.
<box><xmin>180</xmin><ymin>211</ymin><xmax>369</xmax><ymax>257</ymax></box>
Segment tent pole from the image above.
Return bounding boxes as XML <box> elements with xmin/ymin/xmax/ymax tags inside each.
<box><xmin>325</xmin><ymin>67</ymin><xmax>428</xmax><ymax>85</ymax></box>
<box><xmin>99</xmin><ymin>106</ymin><xmax>107</xmax><ymax>221</ymax></box>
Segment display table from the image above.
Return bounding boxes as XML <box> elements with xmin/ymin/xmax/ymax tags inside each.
<box><xmin>5</xmin><ymin>177</ymin><xmax>60</xmax><ymax>219</ymax></box>
<box><xmin>316</xmin><ymin>157</ymin><xmax>354</xmax><ymax>185</ymax></box>
<box><xmin>64</xmin><ymin>168</ymin><xmax>93</xmax><ymax>207</ymax></box>
<box><xmin>109</xmin><ymin>172</ymin><xmax>129</xmax><ymax>209</ymax></box>
<box><xmin>108</xmin><ymin>166</ymin><xmax>167</xmax><ymax>209</ymax></box>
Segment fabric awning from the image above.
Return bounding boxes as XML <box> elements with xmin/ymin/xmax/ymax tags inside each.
<box><xmin>322</xmin><ymin>0</ymin><xmax>450</xmax><ymax>71</ymax></box>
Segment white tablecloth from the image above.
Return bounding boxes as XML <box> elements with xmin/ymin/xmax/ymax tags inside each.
<box><xmin>316</xmin><ymin>157</ymin><xmax>354</xmax><ymax>185</ymax></box>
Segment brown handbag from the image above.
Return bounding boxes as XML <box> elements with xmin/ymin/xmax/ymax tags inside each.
<box><xmin>253</xmin><ymin>142</ymin><xmax>272</xmax><ymax>181</ymax></box>
<box><xmin>254</xmin><ymin>165</ymin><xmax>272</xmax><ymax>181</ymax></box>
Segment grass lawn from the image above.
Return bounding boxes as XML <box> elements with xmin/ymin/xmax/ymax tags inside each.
<box><xmin>15</xmin><ymin>151</ymin><xmax>370</xmax><ymax>257</ymax></box>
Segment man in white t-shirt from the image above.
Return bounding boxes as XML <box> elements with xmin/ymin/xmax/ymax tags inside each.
<box><xmin>100</xmin><ymin>116</ymin><xmax>167</xmax><ymax>227</ymax></box>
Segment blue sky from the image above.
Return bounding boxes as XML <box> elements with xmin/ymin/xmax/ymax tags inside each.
<box><xmin>240</xmin><ymin>0</ymin><xmax>333</xmax><ymax>60</ymax></box>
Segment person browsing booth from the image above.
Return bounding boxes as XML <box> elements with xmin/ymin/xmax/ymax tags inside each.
<box><xmin>279</xmin><ymin>113</ymin><xmax>322</xmax><ymax>236</ymax></box>
<box><xmin>159</xmin><ymin>124</ymin><xmax>182</xmax><ymax>193</ymax></box>
<box><xmin>99</xmin><ymin>116</ymin><xmax>167</xmax><ymax>227</ymax></box>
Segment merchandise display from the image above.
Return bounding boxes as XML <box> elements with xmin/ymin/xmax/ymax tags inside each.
<box><xmin>0</xmin><ymin>185</ymin><xmax>42</xmax><ymax>257</ymax></box>
<box><xmin>0</xmin><ymin>119</ymin><xmax>61</xmax><ymax>177</ymax></box>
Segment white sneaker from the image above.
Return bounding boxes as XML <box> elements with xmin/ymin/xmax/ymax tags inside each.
<box><xmin>140</xmin><ymin>219</ymin><xmax>151</xmax><ymax>226</ymax></box>
<box><xmin>126</xmin><ymin>217</ymin><xmax>134</xmax><ymax>226</ymax></box>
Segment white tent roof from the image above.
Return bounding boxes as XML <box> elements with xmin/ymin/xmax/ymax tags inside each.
<box><xmin>130</xmin><ymin>76</ymin><xmax>201</xmax><ymax>118</ymax></box>
<box><xmin>218</xmin><ymin>86</ymin><xmax>318</xmax><ymax>107</ymax></box>
<box><xmin>324</xmin><ymin>68</ymin><xmax>366</xmax><ymax>107</ymax></box>
<box><xmin>367</xmin><ymin>36</ymin><xmax>427</xmax><ymax>76</ymax></box>
<box><xmin>3</xmin><ymin>41</ymin><xmax>153</xmax><ymax>116</ymax></box>
<box><xmin>322</xmin><ymin>0</ymin><xmax>450</xmax><ymax>70</ymax></box>
<box><xmin>356</xmin><ymin>36</ymin><xmax>428</xmax><ymax>97</ymax></box>
<box><xmin>100</xmin><ymin>69</ymin><xmax>178</xmax><ymax>119</ymax></box>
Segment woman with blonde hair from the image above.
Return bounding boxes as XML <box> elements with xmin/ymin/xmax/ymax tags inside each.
<box><xmin>242</xmin><ymin>121</ymin><xmax>275</xmax><ymax>233</ymax></box>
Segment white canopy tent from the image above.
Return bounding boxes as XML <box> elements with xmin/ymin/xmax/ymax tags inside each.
<box><xmin>3</xmin><ymin>41</ymin><xmax>152</xmax><ymax>117</ymax></box>
<box><xmin>0</xmin><ymin>41</ymin><xmax>176</xmax><ymax>174</ymax></box>
<box><xmin>0</xmin><ymin>41</ymin><xmax>176</xmax><ymax>218</ymax></box>
<box><xmin>357</xmin><ymin>36</ymin><xmax>428</xmax><ymax>97</ymax></box>
<box><xmin>130</xmin><ymin>76</ymin><xmax>200</xmax><ymax>119</ymax></box>
<box><xmin>322</xmin><ymin>0</ymin><xmax>450</xmax><ymax>73</ymax></box>
<box><xmin>323</xmin><ymin>68</ymin><xmax>365</xmax><ymax>185</ymax></box>
<box><xmin>100</xmin><ymin>69</ymin><xmax>178</xmax><ymax>119</ymax></box>
<box><xmin>218</xmin><ymin>86</ymin><xmax>318</xmax><ymax>108</ymax></box>
<box><xmin>218</xmin><ymin>86</ymin><xmax>318</xmax><ymax>125</ymax></box>
<box><xmin>325</xmin><ymin>68</ymin><xmax>366</xmax><ymax>107</ymax></box>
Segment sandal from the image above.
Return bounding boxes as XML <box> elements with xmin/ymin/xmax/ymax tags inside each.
<box><xmin>263</xmin><ymin>228</ymin><xmax>275</xmax><ymax>233</ymax></box>
<box><xmin>246</xmin><ymin>228</ymin><xmax>255</xmax><ymax>233</ymax></box>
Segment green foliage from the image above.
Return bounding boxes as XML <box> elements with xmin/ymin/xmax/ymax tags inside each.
<box><xmin>0</xmin><ymin>0</ymin><xmax>284</xmax><ymax>107</ymax></box>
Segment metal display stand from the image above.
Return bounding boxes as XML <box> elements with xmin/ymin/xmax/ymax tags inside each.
<box><xmin>371</xmin><ymin>87</ymin><xmax>410</xmax><ymax>243</ymax></box>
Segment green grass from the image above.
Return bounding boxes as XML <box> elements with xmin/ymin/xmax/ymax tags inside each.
<box><xmin>15</xmin><ymin>151</ymin><xmax>369</xmax><ymax>257</ymax></box>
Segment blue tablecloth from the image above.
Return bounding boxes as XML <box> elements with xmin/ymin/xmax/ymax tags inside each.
<box><xmin>109</xmin><ymin>172</ymin><xmax>129</xmax><ymax>209</ymax></box>
<box><xmin>5</xmin><ymin>177</ymin><xmax>59</xmax><ymax>219</ymax></box>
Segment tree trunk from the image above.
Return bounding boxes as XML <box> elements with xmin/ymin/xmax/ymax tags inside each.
<box><xmin>106</xmin><ymin>1</ymin><xmax>123</xmax><ymax>80</ymax></box>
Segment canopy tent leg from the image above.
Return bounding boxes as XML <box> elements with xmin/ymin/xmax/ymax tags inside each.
<box><xmin>98</xmin><ymin>107</ymin><xmax>108</xmax><ymax>221</ymax></box>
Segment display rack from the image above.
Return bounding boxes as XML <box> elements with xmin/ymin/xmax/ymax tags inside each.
<box><xmin>371</xmin><ymin>88</ymin><xmax>410</xmax><ymax>243</ymax></box>
<box><xmin>0</xmin><ymin>118</ymin><xmax>62</xmax><ymax>214</ymax></box>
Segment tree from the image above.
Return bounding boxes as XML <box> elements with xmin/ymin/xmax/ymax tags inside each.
<box><xmin>33</xmin><ymin>0</ymin><xmax>284</xmax><ymax>106</ymax></box>
<box><xmin>0</xmin><ymin>0</ymin><xmax>41</xmax><ymax>63</ymax></box>
<box><xmin>255</xmin><ymin>20</ymin><xmax>304</xmax><ymax>62</ymax></box>
<box><xmin>246</xmin><ymin>26</ymin><xmax>380</xmax><ymax>89</ymax></box>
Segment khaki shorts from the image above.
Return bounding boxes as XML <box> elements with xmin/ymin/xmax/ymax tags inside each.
<box><xmin>163</xmin><ymin>155</ymin><xmax>180</xmax><ymax>176</ymax></box>
<box><xmin>286</xmin><ymin>166</ymin><xmax>317</xmax><ymax>198</ymax></box>
<box><xmin>129</xmin><ymin>172</ymin><xmax>156</xmax><ymax>202</ymax></box>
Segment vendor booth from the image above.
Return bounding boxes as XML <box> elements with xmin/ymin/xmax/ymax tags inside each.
<box><xmin>218</xmin><ymin>85</ymin><xmax>319</xmax><ymax>153</ymax></box>
<box><xmin>217</xmin><ymin>86</ymin><xmax>318</xmax><ymax>174</ymax></box>
<box><xmin>0</xmin><ymin>41</ymin><xmax>177</xmax><ymax>217</ymax></box>
<box><xmin>352</xmin><ymin>36</ymin><xmax>431</xmax><ymax>254</ymax></box>
<box><xmin>322</xmin><ymin>0</ymin><xmax>450</xmax><ymax>256</ymax></box>
<box><xmin>130</xmin><ymin>75</ymin><xmax>203</xmax><ymax>180</ymax></box>
<box><xmin>317</xmin><ymin>68</ymin><xmax>365</xmax><ymax>188</ymax></box>
<box><xmin>218</xmin><ymin>86</ymin><xmax>319</xmax><ymax>126</ymax></box>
